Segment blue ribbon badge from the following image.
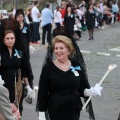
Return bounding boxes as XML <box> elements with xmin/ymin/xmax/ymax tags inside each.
<box><xmin>22</xmin><ymin>27</ymin><xmax>27</xmax><ymax>33</ymax></box>
<box><xmin>14</xmin><ymin>49</ymin><xmax>22</xmax><ymax>58</ymax></box>
<box><xmin>70</xmin><ymin>66</ymin><xmax>81</xmax><ymax>76</ymax></box>
<box><xmin>71</xmin><ymin>14</ymin><xmax>73</xmax><ymax>18</ymax></box>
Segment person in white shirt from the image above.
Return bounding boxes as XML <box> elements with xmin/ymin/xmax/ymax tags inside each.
<box><xmin>31</xmin><ymin>1</ymin><xmax>41</xmax><ymax>44</ymax></box>
<box><xmin>25</xmin><ymin>8</ymin><xmax>30</xmax><ymax>24</ymax></box>
<box><xmin>12</xmin><ymin>6</ymin><xmax>16</xmax><ymax>18</ymax></box>
<box><xmin>76</xmin><ymin>6</ymin><xmax>84</xmax><ymax>27</ymax></box>
<box><xmin>54</xmin><ymin>6</ymin><xmax>62</xmax><ymax>28</ymax></box>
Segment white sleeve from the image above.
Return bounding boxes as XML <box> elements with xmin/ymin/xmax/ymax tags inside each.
<box><xmin>39</xmin><ymin>112</ymin><xmax>46</xmax><ymax>120</ymax></box>
<box><xmin>58</xmin><ymin>12</ymin><xmax>62</xmax><ymax>25</ymax></box>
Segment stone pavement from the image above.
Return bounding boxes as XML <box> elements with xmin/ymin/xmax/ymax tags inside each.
<box><xmin>22</xmin><ymin>23</ymin><xmax>120</xmax><ymax>120</ymax></box>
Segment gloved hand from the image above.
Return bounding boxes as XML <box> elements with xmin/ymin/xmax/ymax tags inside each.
<box><xmin>25</xmin><ymin>85</ymin><xmax>36</xmax><ymax>99</ymax></box>
<box><xmin>0</xmin><ymin>75</ymin><xmax>5</xmax><ymax>85</ymax></box>
<box><xmin>39</xmin><ymin>112</ymin><xmax>46</xmax><ymax>120</ymax></box>
<box><xmin>29</xmin><ymin>45</ymin><xmax>35</xmax><ymax>53</ymax></box>
<box><xmin>84</xmin><ymin>83</ymin><xmax>103</xmax><ymax>97</ymax></box>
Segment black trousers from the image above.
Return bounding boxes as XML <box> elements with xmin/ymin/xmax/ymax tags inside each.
<box><xmin>42</xmin><ymin>23</ymin><xmax>52</xmax><ymax>45</ymax></box>
<box><xmin>32</xmin><ymin>22</ymin><xmax>40</xmax><ymax>42</ymax></box>
<box><xmin>113</xmin><ymin>12</ymin><xmax>117</xmax><ymax>23</ymax></box>
<box><xmin>74</xmin><ymin>31</ymin><xmax>81</xmax><ymax>38</ymax></box>
<box><xmin>55</xmin><ymin>23</ymin><xmax>60</xmax><ymax>28</ymax></box>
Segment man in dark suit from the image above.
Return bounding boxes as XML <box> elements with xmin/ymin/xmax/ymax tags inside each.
<box><xmin>0</xmin><ymin>76</ymin><xmax>21</xmax><ymax>120</ymax></box>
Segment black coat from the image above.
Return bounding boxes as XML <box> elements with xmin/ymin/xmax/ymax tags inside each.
<box><xmin>64</xmin><ymin>13</ymin><xmax>75</xmax><ymax>36</ymax></box>
<box><xmin>36</xmin><ymin>61</ymin><xmax>88</xmax><ymax>120</ymax></box>
<box><xmin>21</xmin><ymin>22</ymin><xmax>31</xmax><ymax>59</ymax></box>
<box><xmin>0</xmin><ymin>45</ymin><xmax>27</xmax><ymax>103</ymax></box>
<box><xmin>85</xmin><ymin>10</ymin><xmax>96</xmax><ymax>29</ymax></box>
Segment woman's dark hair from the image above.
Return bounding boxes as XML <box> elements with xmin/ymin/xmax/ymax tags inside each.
<box><xmin>77</xmin><ymin>5</ymin><xmax>80</xmax><ymax>9</ymax></box>
<box><xmin>15</xmin><ymin>9</ymin><xmax>25</xmax><ymax>19</ymax></box>
<box><xmin>65</xmin><ymin>4</ymin><xmax>74</xmax><ymax>14</ymax></box>
<box><xmin>103</xmin><ymin>1</ymin><xmax>107</xmax><ymax>5</ymax></box>
<box><xmin>87</xmin><ymin>3</ymin><xmax>93</xmax><ymax>10</ymax></box>
<box><xmin>3</xmin><ymin>30</ymin><xmax>16</xmax><ymax>41</ymax></box>
<box><xmin>34</xmin><ymin>1</ymin><xmax>38</xmax><ymax>5</ymax></box>
<box><xmin>113</xmin><ymin>1</ymin><xmax>116</xmax><ymax>4</ymax></box>
<box><xmin>46</xmin><ymin>3</ymin><xmax>50</xmax><ymax>8</ymax></box>
<box><xmin>56</xmin><ymin>6</ymin><xmax>60</xmax><ymax>11</ymax></box>
<box><xmin>0</xmin><ymin>18</ymin><xmax>26</xmax><ymax>55</ymax></box>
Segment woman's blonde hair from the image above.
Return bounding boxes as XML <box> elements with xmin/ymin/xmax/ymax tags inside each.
<box><xmin>52</xmin><ymin>35</ymin><xmax>75</xmax><ymax>58</ymax></box>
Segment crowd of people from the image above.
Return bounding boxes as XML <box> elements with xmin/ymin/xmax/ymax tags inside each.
<box><xmin>0</xmin><ymin>0</ymin><xmax>120</xmax><ymax>120</ymax></box>
<box><xmin>6</xmin><ymin>0</ymin><xmax>119</xmax><ymax>44</ymax></box>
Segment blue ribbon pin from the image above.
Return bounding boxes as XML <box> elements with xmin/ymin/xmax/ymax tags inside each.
<box><xmin>70</xmin><ymin>66</ymin><xmax>81</xmax><ymax>76</ymax></box>
<box><xmin>70</xmin><ymin>66</ymin><xmax>81</xmax><ymax>72</ymax></box>
<box><xmin>14</xmin><ymin>49</ymin><xmax>20</xmax><ymax>58</ymax></box>
<box><xmin>22</xmin><ymin>27</ymin><xmax>27</xmax><ymax>33</ymax></box>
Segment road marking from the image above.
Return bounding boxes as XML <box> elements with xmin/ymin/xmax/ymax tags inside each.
<box><xmin>109</xmin><ymin>47</ymin><xmax>120</xmax><ymax>52</ymax></box>
<box><xmin>97</xmin><ymin>52</ymin><xmax>110</xmax><ymax>56</ymax></box>
<box><xmin>81</xmin><ymin>50</ymin><xmax>91</xmax><ymax>54</ymax></box>
<box><xmin>81</xmin><ymin>50</ymin><xmax>111</xmax><ymax>56</ymax></box>
<box><xmin>116</xmin><ymin>55</ymin><xmax>120</xmax><ymax>57</ymax></box>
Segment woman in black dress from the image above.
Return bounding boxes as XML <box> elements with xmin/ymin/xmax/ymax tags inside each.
<box><xmin>64</xmin><ymin>5</ymin><xmax>75</xmax><ymax>38</ymax></box>
<box><xmin>15</xmin><ymin>9</ymin><xmax>34</xmax><ymax>94</ymax></box>
<box><xmin>85</xmin><ymin>3</ymin><xmax>96</xmax><ymax>40</ymax></box>
<box><xmin>0</xmin><ymin>30</ymin><xmax>35</xmax><ymax>115</ymax></box>
<box><xmin>0</xmin><ymin>17</ymin><xmax>35</xmax><ymax>115</ymax></box>
<box><xmin>36</xmin><ymin>35</ymin><xmax>102</xmax><ymax>120</ymax></box>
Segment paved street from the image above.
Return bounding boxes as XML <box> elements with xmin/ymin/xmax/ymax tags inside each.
<box><xmin>22</xmin><ymin>23</ymin><xmax>120</xmax><ymax>120</ymax></box>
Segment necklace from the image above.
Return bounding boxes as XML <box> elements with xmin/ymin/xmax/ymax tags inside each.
<box><xmin>56</xmin><ymin>60</ymin><xmax>70</xmax><ymax>69</ymax></box>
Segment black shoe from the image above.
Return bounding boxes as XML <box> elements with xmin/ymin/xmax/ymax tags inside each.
<box><xmin>91</xmin><ymin>37</ymin><xmax>94</xmax><ymax>40</ymax></box>
<box><xmin>89</xmin><ymin>37</ymin><xmax>91</xmax><ymax>40</ymax></box>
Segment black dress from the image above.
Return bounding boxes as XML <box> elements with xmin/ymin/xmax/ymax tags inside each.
<box><xmin>21</xmin><ymin>22</ymin><xmax>34</xmax><ymax>86</ymax></box>
<box><xmin>21</xmin><ymin>22</ymin><xmax>31</xmax><ymax>59</ymax></box>
<box><xmin>37</xmin><ymin>61</ymin><xmax>87</xmax><ymax>120</ymax></box>
<box><xmin>0</xmin><ymin>45</ymin><xmax>27</xmax><ymax>112</ymax></box>
<box><xmin>86</xmin><ymin>10</ymin><xmax>96</xmax><ymax>30</ymax></box>
<box><xmin>64</xmin><ymin>13</ymin><xmax>75</xmax><ymax>36</ymax></box>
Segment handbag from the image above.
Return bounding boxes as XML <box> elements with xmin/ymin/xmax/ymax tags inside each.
<box><xmin>14</xmin><ymin>69</ymin><xmax>24</xmax><ymax>108</ymax></box>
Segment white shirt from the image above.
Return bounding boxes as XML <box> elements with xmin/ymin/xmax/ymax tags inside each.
<box><xmin>99</xmin><ymin>2</ymin><xmax>103</xmax><ymax>14</ymax></box>
<box><xmin>32</xmin><ymin>6</ymin><xmax>40</xmax><ymax>22</ymax></box>
<box><xmin>12</xmin><ymin>9</ymin><xmax>16</xmax><ymax>16</ymax></box>
<box><xmin>76</xmin><ymin>9</ymin><xmax>83</xmax><ymax>20</ymax></box>
<box><xmin>54</xmin><ymin>10</ymin><xmax>62</xmax><ymax>25</ymax></box>
<box><xmin>25</xmin><ymin>15</ymin><xmax>30</xmax><ymax>24</ymax></box>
